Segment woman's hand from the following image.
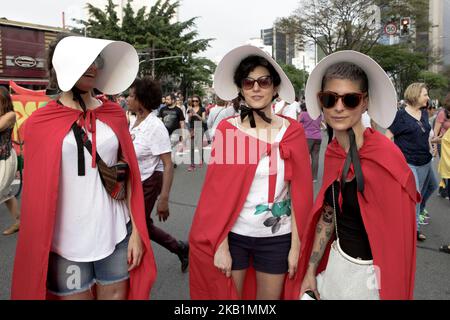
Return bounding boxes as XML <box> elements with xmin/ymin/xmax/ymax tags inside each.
<box><xmin>299</xmin><ymin>269</ymin><xmax>320</xmax><ymax>300</ymax></box>
<box><xmin>214</xmin><ymin>240</ymin><xmax>232</xmax><ymax>278</ymax></box>
<box><xmin>127</xmin><ymin>229</ymin><xmax>144</xmax><ymax>272</ymax></box>
<box><xmin>430</xmin><ymin>135</ymin><xmax>442</xmax><ymax>144</ymax></box>
<box><xmin>288</xmin><ymin>246</ymin><xmax>300</xmax><ymax>280</ymax></box>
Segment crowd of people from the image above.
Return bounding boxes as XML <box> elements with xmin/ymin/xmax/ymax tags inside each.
<box><xmin>0</xmin><ymin>35</ymin><xmax>449</xmax><ymax>300</ymax></box>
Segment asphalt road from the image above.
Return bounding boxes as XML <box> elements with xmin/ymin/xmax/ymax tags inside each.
<box><xmin>1</xmin><ymin>133</ymin><xmax>449</xmax><ymax>300</ymax></box>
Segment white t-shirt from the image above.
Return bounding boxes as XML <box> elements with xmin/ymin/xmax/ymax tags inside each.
<box><xmin>130</xmin><ymin>111</ymin><xmax>172</xmax><ymax>181</ymax></box>
<box><xmin>274</xmin><ymin>100</ymin><xmax>300</xmax><ymax>120</ymax></box>
<box><xmin>231</xmin><ymin>120</ymin><xmax>292</xmax><ymax>238</ymax></box>
<box><xmin>52</xmin><ymin>120</ymin><xmax>130</xmax><ymax>262</ymax></box>
<box><xmin>283</xmin><ymin>102</ymin><xmax>300</xmax><ymax>120</ymax></box>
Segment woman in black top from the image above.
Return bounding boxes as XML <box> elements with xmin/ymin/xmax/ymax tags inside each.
<box><xmin>386</xmin><ymin>83</ymin><xmax>438</xmax><ymax>242</ymax></box>
<box><xmin>299</xmin><ymin>51</ymin><xmax>417</xmax><ymax>300</ymax></box>
<box><xmin>187</xmin><ymin>95</ymin><xmax>206</xmax><ymax>171</ymax></box>
<box><xmin>0</xmin><ymin>87</ymin><xmax>20</xmax><ymax>235</ymax></box>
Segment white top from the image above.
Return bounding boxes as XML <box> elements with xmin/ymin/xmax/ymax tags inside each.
<box><xmin>231</xmin><ymin>119</ymin><xmax>291</xmax><ymax>238</ymax></box>
<box><xmin>129</xmin><ymin>111</ymin><xmax>172</xmax><ymax>181</ymax></box>
<box><xmin>52</xmin><ymin>120</ymin><xmax>130</xmax><ymax>262</ymax></box>
<box><xmin>274</xmin><ymin>100</ymin><xmax>300</xmax><ymax>120</ymax></box>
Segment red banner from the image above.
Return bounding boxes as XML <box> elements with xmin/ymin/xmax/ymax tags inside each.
<box><xmin>11</xmin><ymin>94</ymin><xmax>50</xmax><ymax>156</ymax></box>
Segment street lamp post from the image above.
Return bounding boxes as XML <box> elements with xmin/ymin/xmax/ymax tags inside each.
<box><xmin>138</xmin><ymin>54</ymin><xmax>187</xmax><ymax>77</ymax></box>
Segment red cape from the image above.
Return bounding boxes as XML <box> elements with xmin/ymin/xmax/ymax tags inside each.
<box><xmin>298</xmin><ymin>129</ymin><xmax>418</xmax><ymax>300</ymax></box>
<box><xmin>11</xmin><ymin>100</ymin><xmax>156</xmax><ymax>300</ymax></box>
<box><xmin>189</xmin><ymin>116</ymin><xmax>313</xmax><ymax>300</ymax></box>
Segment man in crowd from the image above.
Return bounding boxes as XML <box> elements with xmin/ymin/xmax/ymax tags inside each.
<box><xmin>159</xmin><ymin>93</ymin><xmax>186</xmax><ymax>168</ymax></box>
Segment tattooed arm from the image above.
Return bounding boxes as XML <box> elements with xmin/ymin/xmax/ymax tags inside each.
<box><xmin>299</xmin><ymin>202</ymin><xmax>335</xmax><ymax>299</ymax></box>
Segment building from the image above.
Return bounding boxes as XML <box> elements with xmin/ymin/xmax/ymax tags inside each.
<box><xmin>0</xmin><ymin>19</ymin><xmax>66</xmax><ymax>89</ymax></box>
<box><xmin>261</xmin><ymin>27</ymin><xmax>289</xmax><ymax>65</ymax></box>
<box><xmin>261</xmin><ymin>27</ymin><xmax>315</xmax><ymax>73</ymax></box>
<box><xmin>429</xmin><ymin>0</ymin><xmax>450</xmax><ymax>72</ymax></box>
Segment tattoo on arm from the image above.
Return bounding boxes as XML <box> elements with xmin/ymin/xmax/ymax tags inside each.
<box><xmin>316</xmin><ymin>223</ymin><xmax>323</xmax><ymax>234</ymax></box>
<box><xmin>310</xmin><ymin>252</ymin><xmax>320</xmax><ymax>265</ymax></box>
<box><xmin>322</xmin><ymin>204</ymin><xmax>334</xmax><ymax>224</ymax></box>
<box><xmin>325</xmin><ymin>227</ymin><xmax>333</xmax><ymax>239</ymax></box>
<box><xmin>308</xmin><ymin>206</ymin><xmax>336</xmax><ymax>269</ymax></box>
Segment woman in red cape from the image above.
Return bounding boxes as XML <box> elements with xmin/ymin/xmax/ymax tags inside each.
<box><xmin>189</xmin><ymin>45</ymin><xmax>313</xmax><ymax>300</ymax></box>
<box><xmin>11</xmin><ymin>36</ymin><xmax>156</xmax><ymax>300</ymax></box>
<box><xmin>298</xmin><ymin>51</ymin><xmax>419</xmax><ymax>300</ymax></box>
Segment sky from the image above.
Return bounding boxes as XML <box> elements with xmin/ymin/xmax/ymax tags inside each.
<box><xmin>1</xmin><ymin>0</ymin><xmax>300</xmax><ymax>62</ymax></box>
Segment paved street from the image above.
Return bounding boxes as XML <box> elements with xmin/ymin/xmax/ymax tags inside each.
<box><xmin>1</xmin><ymin>133</ymin><xmax>449</xmax><ymax>300</ymax></box>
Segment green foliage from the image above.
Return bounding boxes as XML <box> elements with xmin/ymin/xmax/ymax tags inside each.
<box><xmin>72</xmin><ymin>0</ymin><xmax>215</xmax><ymax>96</ymax></box>
<box><xmin>419</xmin><ymin>71</ymin><xmax>448</xmax><ymax>90</ymax></box>
<box><xmin>418</xmin><ymin>71</ymin><xmax>449</xmax><ymax>101</ymax></box>
<box><xmin>279</xmin><ymin>63</ymin><xmax>309</xmax><ymax>97</ymax></box>
<box><xmin>369</xmin><ymin>44</ymin><xmax>427</xmax><ymax>96</ymax></box>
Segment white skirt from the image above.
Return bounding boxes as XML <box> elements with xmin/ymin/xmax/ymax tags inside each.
<box><xmin>316</xmin><ymin>240</ymin><xmax>380</xmax><ymax>300</ymax></box>
<box><xmin>0</xmin><ymin>149</ymin><xmax>17</xmax><ymax>204</ymax></box>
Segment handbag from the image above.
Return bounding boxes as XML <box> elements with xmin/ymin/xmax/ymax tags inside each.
<box><xmin>71</xmin><ymin>123</ymin><xmax>128</xmax><ymax>200</ymax></box>
<box><xmin>316</xmin><ymin>183</ymin><xmax>379</xmax><ymax>300</ymax></box>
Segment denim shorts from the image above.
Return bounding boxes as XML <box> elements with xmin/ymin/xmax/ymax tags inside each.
<box><xmin>47</xmin><ymin>223</ymin><xmax>131</xmax><ymax>297</ymax></box>
<box><xmin>228</xmin><ymin>232</ymin><xmax>292</xmax><ymax>275</ymax></box>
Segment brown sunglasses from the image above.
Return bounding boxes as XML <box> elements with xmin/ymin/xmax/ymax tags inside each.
<box><xmin>318</xmin><ymin>91</ymin><xmax>367</xmax><ymax>109</ymax></box>
<box><xmin>241</xmin><ymin>76</ymin><xmax>273</xmax><ymax>90</ymax></box>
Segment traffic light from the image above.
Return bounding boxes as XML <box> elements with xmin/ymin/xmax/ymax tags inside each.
<box><xmin>181</xmin><ymin>52</ymin><xmax>189</xmax><ymax>64</ymax></box>
<box><xmin>400</xmin><ymin>17</ymin><xmax>410</xmax><ymax>36</ymax></box>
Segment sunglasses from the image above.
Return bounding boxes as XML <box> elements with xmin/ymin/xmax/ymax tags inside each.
<box><xmin>241</xmin><ymin>76</ymin><xmax>273</xmax><ymax>90</ymax></box>
<box><xmin>192</xmin><ymin>100</ymin><xmax>200</xmax><ymax>103</ymax></box>
<box><xmin>318</xmin><ymin>91</ymin><xmax>367</xmax><ymax>109</ymax></box>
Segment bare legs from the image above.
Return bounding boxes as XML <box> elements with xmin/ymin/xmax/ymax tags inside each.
<box><xmin>232</xmin><ymin>269</ymin><xmax>285</xmax><ymax>300</ymax></box>
<box><xmin>2</xmin><ymin>197</ymin><xmax>20</xmax><ymax>235</ymax></box>
<box><xmin>50</xmin><ymin>280</ymin><xmax>129</xmax><ymax>300</ymax></box>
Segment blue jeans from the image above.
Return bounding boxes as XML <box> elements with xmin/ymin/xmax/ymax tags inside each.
<box><xmin>408</xmin><ymin>162</ymin><xmax>438</xmax><ymax>230</ymax></box>
<box><xmin>47</xmin><ymin>222</ymin><xmax>131</xmax><ymax>296</ymax></box>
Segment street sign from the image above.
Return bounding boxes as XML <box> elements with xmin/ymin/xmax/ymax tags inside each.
<box><xmin>384</xmin><ymin>22</ymin><xmax>397</xmax><ymax>36</ymax></box>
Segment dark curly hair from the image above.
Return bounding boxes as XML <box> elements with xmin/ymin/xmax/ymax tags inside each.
<box><xmin>233</xmin><ymin>55</ymin><xmax>281</xmax><ymax>99</ymax></box>
<box><xmin>0</xmin><ymin>86</ymin><xmax>14</xmax><ymax>116</ymax></box>
<box><xmin>130</xmin><ymin>77</ymin><xmax>162</xmax><ymax>111</ymax></box>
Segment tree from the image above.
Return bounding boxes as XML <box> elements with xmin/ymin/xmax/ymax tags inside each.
<box><xmin>72</xmin><ymin>0</ymin><xmax>215</xmax><ymax>96</ymax></box>
<box><xmin>279</xmin><ymin>63</ymin><xmax>308</xmax><ymax>98</ymax></box>
<box><xmin>418</xmin><ymin>71</ymin><xmax>449</xmax><ymax>102</ymax></box>
<box><xmin>369</xmin><ymin>44</ymin><xmax>427</xmax><ymax>96</ymax></box>
<box><xmin>419</xmin><ymin>71</ymin><xmax>448</xmax><ymax>91</ymax></box>
<box><xmin>277</xmin><ymin>0</ymin><xmax>385</xmax><ymax>55</ymax></box>
<box><xmin>277</xmin><ymin>0</ymin><xmax>430</xmax><ymax>56</ymax></box>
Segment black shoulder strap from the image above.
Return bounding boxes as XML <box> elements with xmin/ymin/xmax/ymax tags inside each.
<box><xmin>71</xmin><ymin>122</ymin><xmax>103</xmax><ymax>163</ymax></box>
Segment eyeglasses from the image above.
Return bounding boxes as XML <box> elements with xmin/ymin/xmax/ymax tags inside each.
<box><xmin>241</xmin><ymin>76</ymin><xmax>273</xmax><ymax>90</ymax></box>
<box><xmin>93</xmin><ymin>55</ymin><xmax>104</xmax><ymax>70</ymax></box>
<box><xmin>317</xmin><ymin>91</ymin><xmax>367</xmax><ymax>109</ymax></box>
